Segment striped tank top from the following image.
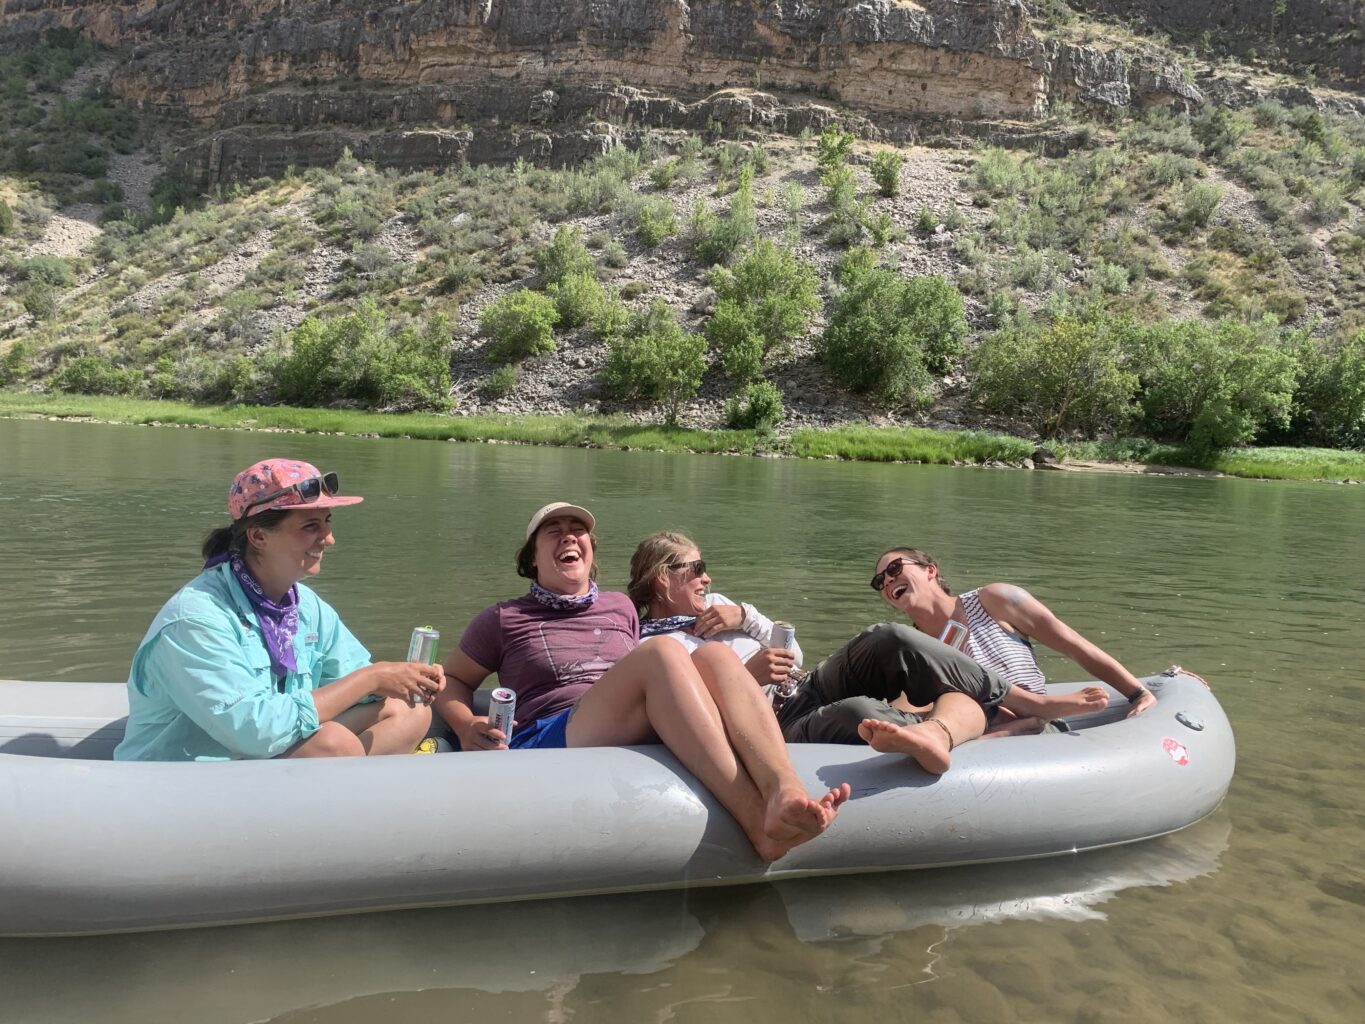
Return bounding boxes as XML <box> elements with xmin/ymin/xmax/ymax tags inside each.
<box><xmin>961</xmin><ymin>589</ymin><xmax>1047</xmax><ymax>695</ymax></box>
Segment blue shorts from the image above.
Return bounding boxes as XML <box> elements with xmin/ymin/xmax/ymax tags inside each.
<box><xmin>509</xmin><ymin>706</ymin><xmax>573</xmax><ymax>750</ymax></box>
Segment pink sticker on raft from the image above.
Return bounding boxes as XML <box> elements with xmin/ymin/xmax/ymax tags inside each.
<box><xmin>1163</xmin><ymin>737</ymin><xmax>1190</xmax><ymax>766</ymax></box>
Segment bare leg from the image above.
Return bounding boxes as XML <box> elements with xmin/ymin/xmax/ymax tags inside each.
<box><xmin>332</xmin><ymin>697</ymin><xmax>433</xmax><ymax>755</ymax></box>
<box><xmin>983</xmin><ymin>716</ymin><xmax>1046</xmax><ymax>738</ymax></box>
<box><xmin>1002</xmin><ymin>685</ymin><xmax>1107</xmax><ymax>720</ymax></box>
<box><xmin>284</xmin><ymin>720</ymin><xmax>365</xmax><ymax>758</ymax></box>
<box><xmin>857</xmin><ymin>692</ymin><xmax>986</xmax><ymax>774</ymax></box>
<box><xmin>569</xmin><ymin>639</ymin><xmax>847</xmax><ymax>861</ymax></box>
<box><xmin>689</xmin><ymin>644</ymin><xmax>851</xmax><ymax>851</ymax></box>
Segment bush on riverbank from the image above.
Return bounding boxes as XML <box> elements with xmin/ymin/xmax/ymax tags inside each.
<box><xmin>601</xmin><ymin>299</ymin><xmax>707</xmax><ymax>423</ymax></box>
<box><xmin>822</xmin><ymin>251</ymin><xmax>967</xmax><ymax>408</ymax></box>
<box><xmin>274</xmin><ymin>300</ymin><xmax>452</xmax><ymax>410</ymax></box>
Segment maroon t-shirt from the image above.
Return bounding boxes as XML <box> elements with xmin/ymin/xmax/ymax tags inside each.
<box><xmin>458</xmin><ymin>592</ymin><xmax>639</xmax><ymax>726</ymax></box>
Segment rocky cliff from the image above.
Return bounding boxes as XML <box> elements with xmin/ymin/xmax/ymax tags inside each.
<box><xmin>0</xmin><ymin>0</ymin><xmax>1213</xmax><ymax>180</ymax></box>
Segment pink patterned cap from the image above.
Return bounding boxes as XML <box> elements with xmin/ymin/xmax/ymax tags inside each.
<box><xmin>228</xmin><ymin>459</ymin><xmax>363</xmax><ymax>522</ymax></box>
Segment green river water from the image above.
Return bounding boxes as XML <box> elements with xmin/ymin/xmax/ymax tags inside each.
<box><xmin>0</xmin><ymin>417</ymin><xmax>1362</xmax><ymax>1024</ymax></box>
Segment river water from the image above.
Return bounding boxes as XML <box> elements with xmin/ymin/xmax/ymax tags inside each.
<box><xmin>1</xmin><ymin>418</ymin><xmax>1362</xmax><ymax>1024</ymax></box>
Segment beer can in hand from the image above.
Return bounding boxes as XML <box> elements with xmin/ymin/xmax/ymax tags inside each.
<box><xmin>488</xmin><ymin>687</ymin><xmax>516</xmax><ymax>746</ymax></box>
<box><xmin>406</xmin><ymin>626</ymin><xmax>440</xmax><ymax>705</ymax></box>
<box><xmin>769</xmin><ymin>621</ymin><xmax>796</xmax><ymax>651</ymax></box>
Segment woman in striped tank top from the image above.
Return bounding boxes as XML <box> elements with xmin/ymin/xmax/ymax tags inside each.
<box><xmin>865</xmin><ymin>548</ymin><xmax>1156</xmax><ymax>748</ymax></box>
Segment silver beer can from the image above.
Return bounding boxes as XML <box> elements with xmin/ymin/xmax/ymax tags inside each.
<box><xmin>770</xmin><ymin>621</ymin><xmax>796</xmax><ymax>651</ymax></box>
<box><xmin>488</xmin><ymin>687</ymin><xmax>516</xmax><ymax>746</ymax></box>
<box><xmin>406</xmin><ymin>626</ymin><xmax>440</xmax><ymax>705</ymax></box>
<box><xmin>407</xmin><ymin>626</ymin><xmax>440</xmax><ymax>664</ymax></box>
<box><xmin>938</xmin><ymin>619</ymin><xmax>969</xmax><ymax>651</ymax></box>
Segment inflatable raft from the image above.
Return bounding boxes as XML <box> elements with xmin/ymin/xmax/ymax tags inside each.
<box><xmin>0</xmin><ymin>672</ymin><xmax>1234</xmax><ymax>937</ymax></box>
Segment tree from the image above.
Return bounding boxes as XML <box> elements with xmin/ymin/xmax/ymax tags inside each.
<box><xmin>602</xmin><ymin>300</ymin><xmax>707</xmax><ymax>423</ymax></box>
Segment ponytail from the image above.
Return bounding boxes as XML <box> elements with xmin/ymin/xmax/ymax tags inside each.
<box><xmin>200</xmin><ymin>508</ymin><xmax>292</xmax><ymax>565</ymax></box>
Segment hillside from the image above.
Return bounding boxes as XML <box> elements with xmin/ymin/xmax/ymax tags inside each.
<box><xmin>1</xmin><ymin>2</ymin><xmax>1363</xmax><ymax>451</ymax></box>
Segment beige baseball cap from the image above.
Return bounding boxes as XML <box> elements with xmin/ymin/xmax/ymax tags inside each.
<box><xmin>525</xmin><ymin>501</ymin><xmax>596</xmax><ymax>539</ymax></box>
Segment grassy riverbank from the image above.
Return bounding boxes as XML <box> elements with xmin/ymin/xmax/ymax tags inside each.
<box><xmin>4</xmin><ymin>392</ymin><xmax>1362</xmax><ymax>482</ymax></box>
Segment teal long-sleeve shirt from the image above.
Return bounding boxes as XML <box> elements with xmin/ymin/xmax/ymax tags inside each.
<box><xmin>114</xmin><ymin>562</ymin><xmax>371</xmax><ymax>762</ymax></box>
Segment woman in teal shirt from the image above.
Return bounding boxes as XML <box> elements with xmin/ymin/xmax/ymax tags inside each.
<box><xmin>115</xmin><ymin>458</ymin><xmax>443</xmax><ymax>762</ymax></box>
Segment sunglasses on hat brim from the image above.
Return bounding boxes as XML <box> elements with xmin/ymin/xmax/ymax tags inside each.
<box><xmin>242</xmin><ymin>471</ymin><xmax>340</xmax><ymax>519</ymax></box>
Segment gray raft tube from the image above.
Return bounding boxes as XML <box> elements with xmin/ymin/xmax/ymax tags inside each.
<box><xmin>0</xmin><ymin>673</ymin><xmax>1234</xmax><ymax>937</ymax></box>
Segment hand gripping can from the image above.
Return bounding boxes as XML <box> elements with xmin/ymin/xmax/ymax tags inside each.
<box><xmin>488</xmin><ymin>687</ymin><xmax>516</xmax><ymax>746</ymax></box>
<box><xmin>768</xmin><ymin>622</ymin><xmax>799</xmax><ymax>709</ymax></box>
<box><xmin>406</xmin><ymin>626</ymin><xmax>440</xmax><ymax>705</ymax></box>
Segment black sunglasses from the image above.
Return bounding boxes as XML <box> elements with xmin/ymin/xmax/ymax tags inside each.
<box><xmin>243</xmin><ymin>471</ymin><xmax>340</xmax><ymax>518</ymax></box>
<box><xmin>869</xmin><ymin>556</ymin><xmax>923</xmax><ymax>592</ymax></box>
<box><xmin>668</xmin><ymin>558</ymin><xmax>707</xmax><ymax>578</ymax></box>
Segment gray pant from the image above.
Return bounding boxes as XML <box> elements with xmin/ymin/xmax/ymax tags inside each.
<box><xmin>776</xmin><ymin>622</ymin><xmax>1010</xmax><ymax>744</ymax></box>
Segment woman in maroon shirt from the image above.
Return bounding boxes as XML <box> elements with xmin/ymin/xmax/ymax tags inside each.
<box><xmin>436</xmin><ymin>501</ymin><xmax>849</xmax><ymax>862</ymax></box>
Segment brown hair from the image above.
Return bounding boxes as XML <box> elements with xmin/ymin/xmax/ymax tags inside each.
<box><xmin>628</xmin><ymin>531</ymin><xmax>697</xmax><ymax>616</ymax></box>
<box><xmin>516</xmin><ymin>524</ymin><xmax>601</xmax><ymax>581</ymax></box>
<box><xmin>878</xmin><ymin>547</ymin><xmax>952</xmax><ymax>595</ymax></box>
<box><xmin>201</xmin><ymin>508</ymin><xmax>292</xmax><ymax>564</ymax></box>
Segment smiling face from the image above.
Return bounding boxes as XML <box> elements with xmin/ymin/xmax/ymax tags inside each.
<box><xmin>532</xmin><ymin>515</ymin><xmax>595</xmax><ymax>595</ymax></box>
<box><xmin>245</xmin><ymin>508</ymin><xmax>335</xmax><ymax>598</ymax></box>
<box><xmin>656</xmin><ymin>546</ymin><xmax>710</xmax><ymax>617</ymax></box>
<box><xmin>874</xmin><ymin>550</ymin><xmax>939</xmax><ymax>615</ymax></box>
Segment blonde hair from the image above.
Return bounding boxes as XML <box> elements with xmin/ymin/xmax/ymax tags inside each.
<box><xmin>628</xmin><ymin>531</ymin><xmax>697</xmax><ymax>616</ymax></box>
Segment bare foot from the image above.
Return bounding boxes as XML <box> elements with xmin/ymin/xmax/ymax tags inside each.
<box><xmin>983</xmin><ymin>715</ymin><xmax>1045</xmax><ymax>738</ymax></box>
<box><xmin>857</xmin><ymin>718</ymin><xmax>952</xmax><ymax>775</ymax></box>
<box><xmin>1044</xmin><ymin>686</ymin><xmax>1109</xmax><ymax>717</ymax></box>
<box><xmin>752</xmin><ymin>785</ymin><xmax>849</xmax><ymax>862</ymax></box>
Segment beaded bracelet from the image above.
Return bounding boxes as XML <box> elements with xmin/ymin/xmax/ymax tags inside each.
<box><xmin>1127</xmin><ymin>687</ymin><xmax>1149</xmax><ymax>704</ymax></box>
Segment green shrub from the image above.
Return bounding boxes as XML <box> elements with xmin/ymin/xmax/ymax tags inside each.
<box><xmin>972</xmin><ymin>314</ymin><xmax>1139</xmax><ymax>437</ymax></box>
<box><xmin>482</xmin><ymin>363</ymin><xmax>521</xmax><ymax>400</ymax></box>
<box><xmin>1309</xmin><ymin>182</ymin><xmax>1346</xmax><ymax>224</ymax></box>
<box><xmin>693</xmin><ymin>166</ymin><xmax>756</xmax><ymax>265</ymax></box>
<box><xmin>52</xmin><ymin>354</ymin><xmax>141</xmax><ymax>396</ymax></box>
<box><xmin>438</xmin><ymin>256</ymin><xmax>484</xmax><ymax>297</ymax></box>
<box><xmin>481</xmin><ymin>289</ymin><xmax>560</xmax><ymax>362</ymax></box>
<box><xmin>903</xmin><ymin>276</ymin><xmax>969</xmax><ymax>373</ymax></box>
<box><xmin>822</xmin><ymin>264</ymin><xmax>948</xmax><ymax>409</ymax></box>
<box><xmin>635</xmin><ymin>197</ymin><xmax>678</xmax><ymax>247</ymax></box>
<box><xmin>724</xmin><ymin>379</ymin><xmax>786</xmax><ymax>430</ymax></box>
<box><xmin>974</xmin><ymin>148</ymin><xmax>1031</xmax><ymax>197</ymax></box>
<box><xmin>546</xmin><ymin>270</ymin><xmax>606</xmax><ymax>330</ymax></box>
<box><xmin>705</xmin><ymin>301</ymin><xmax>765</xmax><ymax>384</ymax></box>
<box><xmin>1176</xmin><ymin>182</ymin><xmax>1223</xmax><ymax>232</ymax></box>
<box><xmin>816</xmin><ymin>125</ymin><xmax>856</xmax><ymax>170</ymax></box>
<box><xmin>602</xmin><ymin>299</ymin><xmax>707</xmax><ymax>423</ymax></box>
<box><xmin>0</xmin><ymin>200</ymin><xmax>12</xmax><ymax>236</ymax></box>
<box><xmin>22</xmin><ymin>284</ymin><xmax>57</xmax><ymax>321</ymax></box>
<box><xmin>17</xmin><ymin>255</ymin><xmax>75</xmax><ymax>287</ymax></box>
<box><xmin>537</xmin><ymin>226</ymin><xmax>595</xmax><ymax>285</ymax></box>
<box><xmin>0</xmin><ymin>340</ymin><xmax>33</xmax><ymax>385</ymax></box>
<box><xmin>1192</xmin><ymin>107</ymin><xmax>1251</xmax><ymax>158</ymax></box>
<box><xmin>704</xmin><ymin>239</ymin><xmax>820</xmax><ymax>384</ymax></box>
<box><xmin>821</xmin><ymin>163</ymin><xmax>866</xmax><ymax>247</ymax></box>
<box><xmin>870</xmin><ymin>150</ymin><xmax>905</xmax><ymax>197</ymax></box>
<box><xmin>1287</xmin><ymin>329</ymin><xmax>1365</xmax><ymax>446</ymax></box>
<box><xmin>276</xmin><ymin>300</ymin><xmax>452</xmax><ymax>410</ymax></box>
<box><xmin>650</xmin><ymin>158</ymin><xmax>681</xmax><ymax>190</ymax></box>
<box><xmin>1134</xmin><ymin>317</ymin><xmax>1299</xmax><ymax>450</ymax></box>
<box><xmin>601</xmin><ymin>239</ymin><xmax>628</xmax><ymax>268</ymax></box>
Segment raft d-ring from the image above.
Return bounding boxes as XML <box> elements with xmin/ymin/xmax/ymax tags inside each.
<box><xmin>1175</xmin><ymin>711</ymin><xmax>1204</xmax><ymax>731</ymax></box>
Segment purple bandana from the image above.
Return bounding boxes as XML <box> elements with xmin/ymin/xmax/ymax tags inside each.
<box><xmin>640</xmin><ymin>615</ymin><xmax>697</xmax><ymax>638</ymax></box>
<box><xmin>529</xmin><ymin>580</ymin><xmax>599</xmax><ymax>611</ymax></box>
<box><xmin>207</xmin><ymin>553</ymin><xmax>300</xmax><ymax>678</ymax></box>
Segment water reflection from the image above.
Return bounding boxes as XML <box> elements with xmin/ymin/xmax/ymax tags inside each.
<box><xmin>0</xmin><ymin>813</ymin><xmax>1227</xmax><ymax>1024</ymax></box>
